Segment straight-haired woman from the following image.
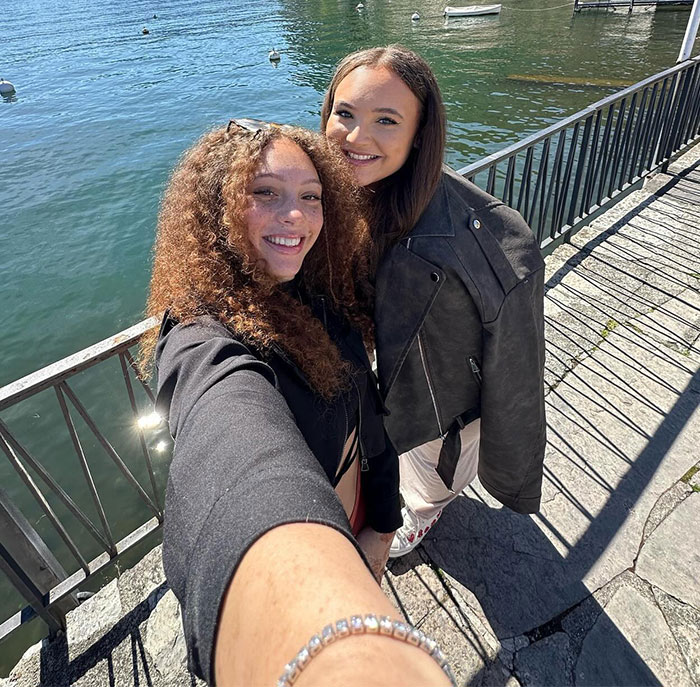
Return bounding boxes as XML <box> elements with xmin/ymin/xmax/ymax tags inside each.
<box><xmin>322</xmin><ymin>46</ymin><xmax>547</xmax><ymax>557</ymax></box>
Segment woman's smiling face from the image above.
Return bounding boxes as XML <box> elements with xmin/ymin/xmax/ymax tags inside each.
<box><xmin>244</xmin><ymin>137</ymin><xmax>324</xmax><ymax>282</ymax></box>
<box><xmin>325</xmin><ymin>66</ymin><xmax>422</xmax><ymax>188</ymax></box>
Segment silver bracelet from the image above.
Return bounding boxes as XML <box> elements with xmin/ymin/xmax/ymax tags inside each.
<box><xmin>277</xmin><ymin>613</ymin><xmax>457</xmax><ymax>686</ymax></box>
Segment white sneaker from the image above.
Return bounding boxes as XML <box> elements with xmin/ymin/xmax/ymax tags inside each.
<box><xmin>388</xmin><ymin>507</ymin><xmax>442</xmax><ymax>558</ymax></box>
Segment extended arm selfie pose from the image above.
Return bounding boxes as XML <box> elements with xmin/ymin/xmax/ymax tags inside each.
<box><xmin>322</xmin><ymin>46</ymin><xmax>547</xmax><ymax>557</ymax></box>
<box><xmin>140</xmin><ymin>123</ymin><xmax>414</xmax><ymax>683</ymax></box>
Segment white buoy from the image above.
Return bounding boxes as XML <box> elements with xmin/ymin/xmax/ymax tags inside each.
<box><xmin>411</xmin><ymin>11</ymin><xmax>420</xmax><ymax>20</ymax></box>
<box><xmin>356</xmin><ymin>2</ymin><xmax>365</xmax><ymax>9</ymax></box>
<box><xmin>0</xmin><ymin>79</ymin><xmax>15</xmax><ymax>95</ymax></box>
<box><xmin>269</xmin><ymin>48</ymin><xmax>281</xmax><ymax>62</ymax></box>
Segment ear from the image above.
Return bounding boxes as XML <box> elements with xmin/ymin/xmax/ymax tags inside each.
<box><xmin>413</xmin><ymin>136</ymin><xmax>421</xmax><ymax>149</ymax></box>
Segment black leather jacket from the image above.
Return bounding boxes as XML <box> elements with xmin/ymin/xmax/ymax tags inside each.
<box><xmin>375</xmin><ymin>166</ymin><xmax>546</xmax><ymax>514</ymax></box>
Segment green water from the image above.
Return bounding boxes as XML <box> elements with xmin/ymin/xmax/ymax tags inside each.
<box><xmin>0</xmin><ymin>0</ymin><xmax>695</xmax><ymax>673</ymax></box>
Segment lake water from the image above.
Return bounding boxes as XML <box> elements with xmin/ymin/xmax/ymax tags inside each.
<box><xmin>0</xmin><ymin>0</ymin><xmax>694</xmax><ymax>672</ymax></box>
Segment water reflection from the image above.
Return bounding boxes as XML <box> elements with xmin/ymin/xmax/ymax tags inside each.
<box><xmin>276</xmin><ymin>0</ymin><xmax>689</xmax><ymax>164</ymax></box>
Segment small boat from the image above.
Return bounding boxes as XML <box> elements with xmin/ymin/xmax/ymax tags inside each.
<box><xmin>0</xmin><ymin>79</ymin><xmax>16</xmax><ymax>95</ymax></box>
<box><xmin>411</xmin><ymin>11</ymin><xmax>421</xmax><ymax>19</ymax></box>
<box><xmin>444</xmin><ymin>4</ymin><xmax>502</xmax><ymax>16</ymax></box>
<box><xmin>269</xmin><ymin>48</ymin><xmax>281</xmax><ymax>62</ymax></box>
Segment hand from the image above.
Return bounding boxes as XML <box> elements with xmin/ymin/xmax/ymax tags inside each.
<box><xmin>355</xmin><ymin>527</ymin><xmax>395</xmax><ymax>582</ymax></box>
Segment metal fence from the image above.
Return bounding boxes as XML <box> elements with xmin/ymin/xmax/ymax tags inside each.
<box><xmin>1</xmin><ymin>56</ymin><xmax>700</xmax><ymax>651</ymax></box>
<box><xmin>459</xmin><ymin>55</ymin><xmax>700</xmax><ymax>255</ymax></box>
<box><xmin>0</xmin><ymin>318</ymin><xmax>160</xmax><ymax>642</ymax></box>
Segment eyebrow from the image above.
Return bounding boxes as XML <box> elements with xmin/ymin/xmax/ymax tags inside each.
<box><xmin>253</xmin><ymin>172</ymin><xmax>321</xmax><ymax>186</ymax></box>
<box><xmin>335</xmin><ymin>100</ymin><xmax>404</xmax><ymax>119</ymax></box>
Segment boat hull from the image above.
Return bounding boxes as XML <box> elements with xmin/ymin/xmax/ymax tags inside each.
<box><xmin>444</xmin><ymin>4</ymin><xmax>502</xmax><ymax>16</ymax></box>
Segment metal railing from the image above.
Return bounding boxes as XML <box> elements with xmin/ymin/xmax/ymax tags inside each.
<box><xmin>0</xmin><ymin>318</ymin><xmax>160</xmax><ymax>642</ymax></box>
<box><xmin>1</xmin><ymin>56</ymin><xmax>700</xmax><ymax>651</ymax></box>
<box><xmin>459</xmin><ymin>55</ymin><xmax>700</xmax><ymax>255</ymax></box>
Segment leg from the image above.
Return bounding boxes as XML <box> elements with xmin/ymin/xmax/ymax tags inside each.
<box><xmin>390</xmin><ymin>419</ymin><xmax>480</xmax><ymax>558</ymax></box>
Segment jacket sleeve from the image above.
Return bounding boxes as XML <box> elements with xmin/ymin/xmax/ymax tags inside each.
<box><xmin>477</xmin><ymin>266</ymin><xmax>547</xmax><ymax>514</ymax></box>
<box><xmin>155</xmin><ymin>316</ymin><xmax>362</xmax><ymax>684</ymax></box>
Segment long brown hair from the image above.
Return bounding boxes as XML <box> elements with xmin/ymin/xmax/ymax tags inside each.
<box><xmin>140</xmin><ymin>125</ymin><xmax>373</xmax><ymax>400</ymax></box>
<box><xmin>321</xmin><ymin>45</ymin><xmax>446</xmax><ymax>269</ymax></box>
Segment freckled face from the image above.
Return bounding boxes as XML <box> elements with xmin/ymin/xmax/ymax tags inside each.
<box><xmin>325</xmin><ymin>66</ymin><xmax>422</xmax><ymax>188</ymax></box>
<box><xmin>244</xmin><ymin>138</ymin><xmax>324</xmax><ymax>282</ymax></box>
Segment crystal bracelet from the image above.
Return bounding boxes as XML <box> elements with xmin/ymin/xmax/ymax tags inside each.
<box><xmin>277</xmin><ymin>613</ymin><xmax>457</xmax><ymax>686</ymax></box>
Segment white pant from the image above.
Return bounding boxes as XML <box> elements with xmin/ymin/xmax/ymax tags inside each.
<box><xmin>400</xmin><ymin>418</ymin><xmax>481</xmax><ymax>520</ymax></box>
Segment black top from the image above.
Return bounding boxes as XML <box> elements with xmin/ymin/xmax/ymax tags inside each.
<box><xmin>155</xmin><ymin>291</ymin><xmax>400</xmax><ymax>684</ymax></box>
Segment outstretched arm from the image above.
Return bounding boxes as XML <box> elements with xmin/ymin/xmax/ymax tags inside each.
<box><xmin>216</xmin><ymin>521</ymin><xmax>451</xmax><ymax>686</ymax></box>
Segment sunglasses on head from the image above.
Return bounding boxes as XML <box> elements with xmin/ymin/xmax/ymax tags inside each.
<box><xmin>227</xmin><ymin>118</ymin><xmax>288</xmax><ymax>134</ymax></box>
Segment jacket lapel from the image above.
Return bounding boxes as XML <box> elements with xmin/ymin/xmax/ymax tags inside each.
<box><xmin>374</xmin><ymin>242</ymin><xmax>445</xmax><ymax>399</ymax></box>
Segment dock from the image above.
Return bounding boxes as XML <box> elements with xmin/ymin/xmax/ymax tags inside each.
<box><xmin>575</xmin><ymin>0</ymin><xmax>693</xmax><ymax>11</ymax></box>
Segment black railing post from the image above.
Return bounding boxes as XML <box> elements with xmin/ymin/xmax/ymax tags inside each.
<box><xmin>568</xmin><ymin>115</ymin><xmax>593</xmax><ymax>227</ymax></box>
<box><xmin>0</xmin><ymin>488</ymin><xmax>78</xmax><ymax>632</ymax></box>
<box><xmin>457</xmin><ymin>56</ymin><xmax>699</xmax><ymax>255</ymax></box>
<box><xmin>659</xmin><ymin>71</ymin><xmax>688</xmax><ymax>171</ymax></box>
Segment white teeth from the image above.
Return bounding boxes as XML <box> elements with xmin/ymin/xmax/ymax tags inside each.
<box><xmin>266</xmin><ymin>236</ymin><xmax>302</xmax><ymax>247</ymax></box>
<box><xmin>346</xmin><ymin>151</ymin><xmax>378</xmax><ymax>161</ymax></box>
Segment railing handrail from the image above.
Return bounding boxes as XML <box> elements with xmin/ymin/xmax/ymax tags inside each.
<box><xmin>457</xmin><ymin>54</ymin><xmax>700</xmax><ymax>178</ymax></box>
<box><xmin>0</xmin><ymin>317</ymin><xmax>158</xmax><ymax>411</ymax></box>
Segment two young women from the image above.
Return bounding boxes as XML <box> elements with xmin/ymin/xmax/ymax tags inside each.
<box><xmin>145</xmin><ymin>44</ymin><xmax>545</xmax><ymax>685</ymax></box>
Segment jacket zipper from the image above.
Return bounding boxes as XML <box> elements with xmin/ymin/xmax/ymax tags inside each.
<box><xmin>352</xmin><ymin>375</ymin><xmax>369</xmax><ymax>472</ymax></box>
<box><xmin>418</xmin><ymin>331</ymin><xmax>445</xmax><ymax>439</ymax></box>
<box><xmin>334</xmin><ymin>377</ymin><xmax>368</xmax><ymax>486</ymax></box>
<box><xmin>469</xmin><ymin>357</ymin><xmax>482</xmax><ymax>387</ymax></box>
<box><xmin>318</xmin><ymin>295</ymin><xmax>328</xmax><ymax>330</ymax></box>
<box><xmin>339</xmin><ymin>401</ymin><xmax>349</xmax><ymax>473</ymax></box>
<box><xmin>408</xmin><ymin>235</ymin><xmax>445</xmax><ymax>439</ymax></box>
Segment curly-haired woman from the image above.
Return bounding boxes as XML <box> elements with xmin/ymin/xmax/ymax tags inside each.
<box><xmin>141</xmin><ymin>122</ymin><xmax>405</xmax><ymax>685</ymax></box>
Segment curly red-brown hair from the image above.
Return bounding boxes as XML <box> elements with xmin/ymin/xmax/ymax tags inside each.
<box><xmin>140</xmin><ymin>124</ymin><xmax>373</xmax><ymax>400</ymax></box>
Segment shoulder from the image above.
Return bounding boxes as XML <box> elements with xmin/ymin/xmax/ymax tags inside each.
<box><xmin>440</xmin><ymin>165</ymin><xmax>503</xmax><ymax>213</ymax></box>
<box><xmin>155</xmin><ymin>312</ymin><xmax>271</xmax><ymax>390</ymax></box>
<box><xmin>156</xmin><ymin>313</ymin><xmax>258</xmax><ymax>363</ymax></box>
<box><xmin>158</xmin><ymin>313</ymin><xmax>238</xmax><ymax>347</ymax></box>
<box><xmin>440</xmin><ymin>166</ymin><xmax>544</xmax><ymax>282</ymax></box>
<box><xmin>154</xmin><ymin>313</ymin><xmax>277</xmax><ymax>433</ymax></box>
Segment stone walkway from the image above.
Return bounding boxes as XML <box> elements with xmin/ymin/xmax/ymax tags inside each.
<box><xmin>3</xmin><ymin>144</ymin><xmax>699</xmax><ymax>687</ymax></box>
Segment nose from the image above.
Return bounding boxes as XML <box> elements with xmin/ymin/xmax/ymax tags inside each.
<box><xmin>345</xmin><ymin>124</ymin><xmax>369</xmax><ymax>146</ymax></box>
<box><xmin>277</xmin><ymin>197</ymin><xmax>304</xmax><ymax>224</ymax></box>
